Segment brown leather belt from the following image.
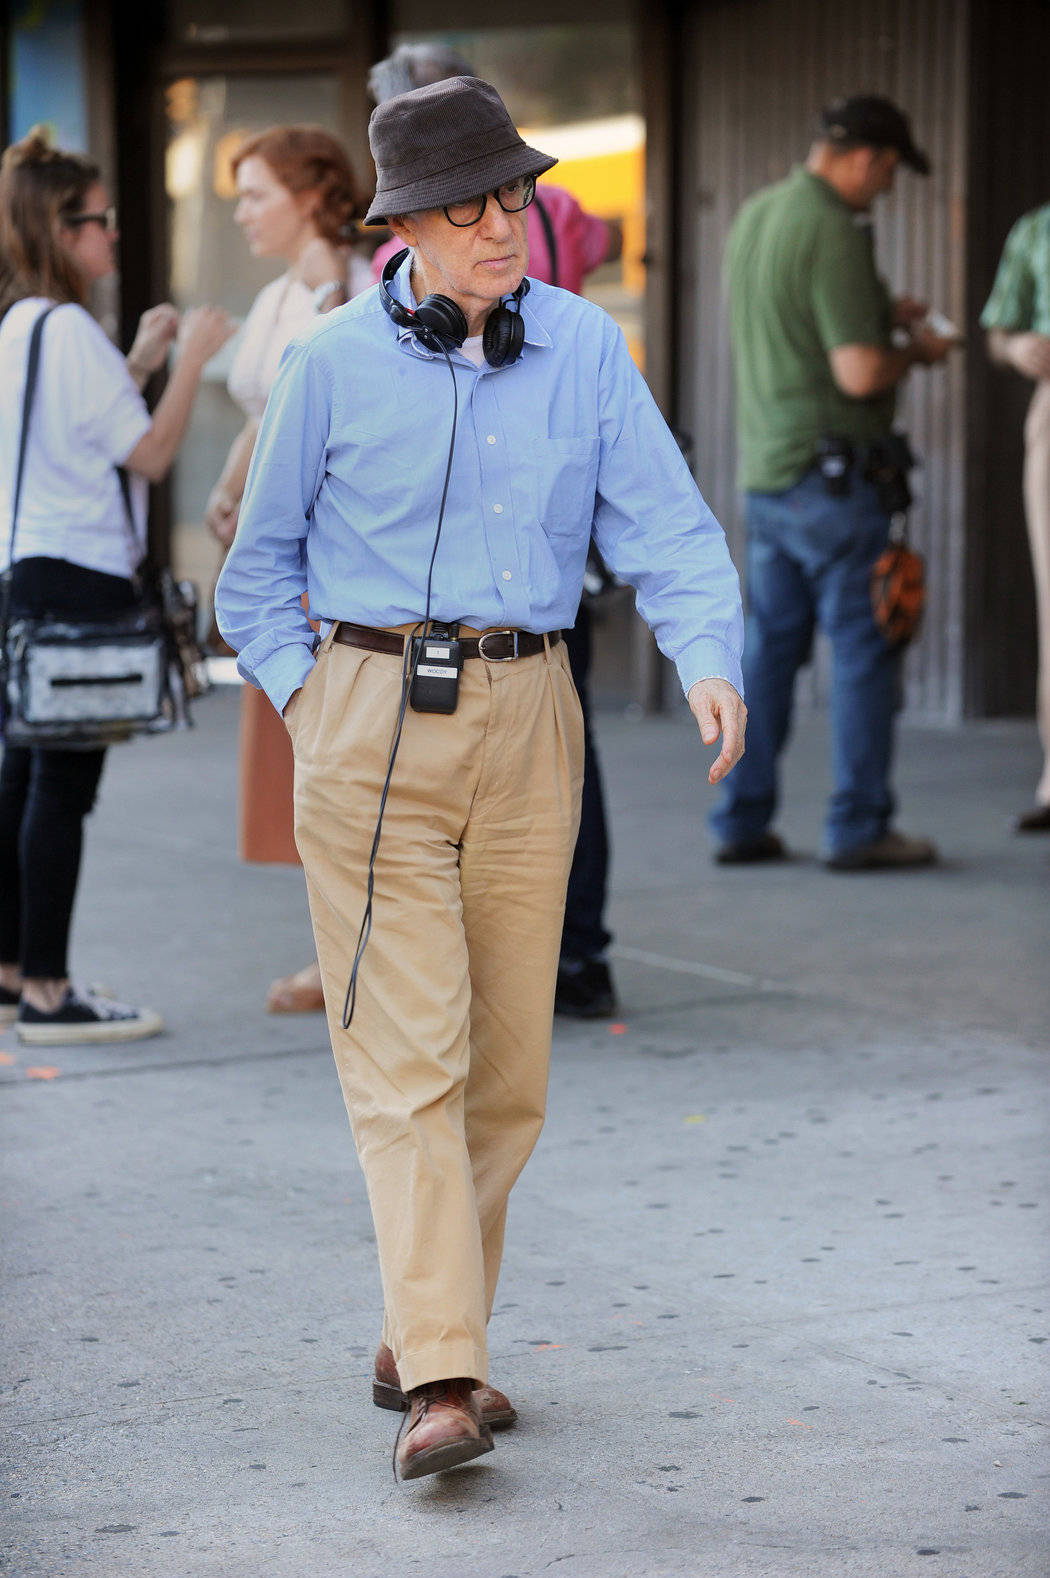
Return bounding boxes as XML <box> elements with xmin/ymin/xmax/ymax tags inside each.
<box><xmin>331</xmin><ymin>622</ymin><xmax>561</xmax><ymax>662</ymax></box>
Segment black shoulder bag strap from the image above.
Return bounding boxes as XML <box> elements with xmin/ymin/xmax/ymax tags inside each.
<box><xmin>1</xmin><ymin>306</ymin><xmax>58</xmax><ymax>712</ymax></box>
<box><xmin>115</xmin><ymin>467</ymin><xmax>146</xmax><ymax>585</ymax></box>
<box><xmin>5</xmin><ymin>306</ymin><xmax>56</xmax><ymax>579</ymax></box>
<box><xmin>534</xmin><ymin>194</ymin><xmax>559</xmax><ymax>290</ymax></box>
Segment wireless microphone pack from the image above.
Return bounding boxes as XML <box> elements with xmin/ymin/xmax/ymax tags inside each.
<box><xmin>410</xmin><ymin>624</ymin><xmax>462</xmax><ymax>713</ymax></box>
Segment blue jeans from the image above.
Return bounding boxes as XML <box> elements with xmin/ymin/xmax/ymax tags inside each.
<box><xmin>709</xmin><ymin>470</ymin><xmax>899</xmax><ymax>857</ymax></box>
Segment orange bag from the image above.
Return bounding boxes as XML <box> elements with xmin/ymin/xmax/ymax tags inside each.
<box><xmin>871</xmin><ymin>537</ymin><xmax>926</xmax><ymax>647</ymax></box>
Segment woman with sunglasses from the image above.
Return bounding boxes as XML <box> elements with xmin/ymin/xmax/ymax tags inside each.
<box><xmin>0</xmin><ymin>127</ymin><xmax>234</xmax><ymax>1044</ymax></box>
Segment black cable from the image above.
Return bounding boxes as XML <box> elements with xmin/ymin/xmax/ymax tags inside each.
<box><xmin>341</xmin><ymin>341</ymin><xmax>460</xmax><ymax>1030</ymax></box>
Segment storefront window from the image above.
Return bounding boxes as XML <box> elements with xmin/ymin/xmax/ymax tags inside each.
<box><xmin>7</xmin><ymin>0</ymin><xmax>88</xmax><ymax>150</ymax></box>
<box><xmin>167</xmin><ymin>0</ymin><xmax>346</xmax><ymax>46</ymax></box>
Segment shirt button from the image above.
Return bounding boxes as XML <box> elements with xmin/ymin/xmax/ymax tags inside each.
<box><xmin>502</xmin><ymin>570</ymin><xmax>512</xmax><ymax>581</ymax></box>
<box><xmin>493</xmin><ymin>503</ymin><xmax>503</xmax><ymax>514</ymax></box>
<box><xmin>486</xmin><ymin>434</ymin><xmax>497</xmax><ymax>445</ymax></box>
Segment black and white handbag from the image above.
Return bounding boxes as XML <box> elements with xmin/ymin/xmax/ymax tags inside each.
<box><xmin>1</xmin><ymin>306</ymin><xmax>206</xmax><ymax>748</ymax></box>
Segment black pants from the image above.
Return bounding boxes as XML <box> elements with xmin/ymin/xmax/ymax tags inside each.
<box><xmin>0</xmin><ymin>558</ymin><xmax>135</xmax><ymax>978</ymax></box>
<box><xmin>560</xmin><ymin>604</ymin><xmax>612</xmax><ymax>963</ymax></box>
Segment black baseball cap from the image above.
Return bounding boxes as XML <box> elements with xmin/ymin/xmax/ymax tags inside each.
<box><xmin>819</xmin><ymin>95</ymin><xmax>930</xmax><ymax>175</ymax></box>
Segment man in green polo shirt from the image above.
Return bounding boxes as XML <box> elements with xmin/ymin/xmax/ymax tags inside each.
<box><xmin>982</xmin><ymin>204</ymin><xmax>1050</xmax><ymax>832</ymax></box>
<box><xmin>710</xmin><ymin>95</ymin><xmax>955</xmax><ymax>869</ymax></box>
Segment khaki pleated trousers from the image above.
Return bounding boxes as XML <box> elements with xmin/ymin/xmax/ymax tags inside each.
<box><xmin>287</xmin><ymin>626</ymin><xmax>584</xmax><ymax>1393</ymax></box>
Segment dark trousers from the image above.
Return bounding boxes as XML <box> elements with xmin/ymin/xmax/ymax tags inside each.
<box><xmin>0</xmin><ymin>557</ymin><xmax>134</xmax><ymax>978</ymax></box>
<box><xmin>560</xmin><ymin>604</ymin><xmax>612</xmax><ymax>963</ymax></box>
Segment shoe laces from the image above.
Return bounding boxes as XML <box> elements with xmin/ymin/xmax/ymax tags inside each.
<box><xmin>70</xmin><ymin>987</ymin><xmax>137</xmax><ymax>1021</ymax></box>
<box><xmin>390</xmin><ymin>1380</ymin><xmax>472</xmax><ymax>1482</ymax></box>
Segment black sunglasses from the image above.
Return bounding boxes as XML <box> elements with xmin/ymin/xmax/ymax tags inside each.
<box><xmin>443</xmin><ymin>175</ymin><xmax>536</xmax><ymax>228</ymax></box>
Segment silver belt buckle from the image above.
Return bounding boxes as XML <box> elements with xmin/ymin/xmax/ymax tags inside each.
<box><xmin>477</xmin><ymin>629</ymin><xmax>519</xmax><ymax>663</ymax></box>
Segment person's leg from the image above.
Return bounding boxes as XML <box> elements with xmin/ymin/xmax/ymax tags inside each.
<box><xmin>557</xmin><ymin>605</ymin><xmax>614</xmax><ymax>1014</ymax></box>
<box><xmin>19</xmin><ymin>747</ymin><xmax>107</xmax><ymax>987</ymax></box>
<box><xmin>1022</xmin><ymin>381</ymin><xmax>1050</xmax><ymax>810</ymax></box>
<box><xmin>6</xmin><ymin>558</ymin><xmax>131</xmax><ymax>984</ymax></box>
<box><xmin>7</xmin><ymin>558</ymin><xmax>163</xmax><ymax>1040</ymax></box>
<box><xmin>815</xmin><ymin>480</ymin><xmax>899</xmax><ymax>857</ymax></box>
<box><xmin>459</xmin><ymin>640</ymin><xmax>583</xmax><ymax>1321</ymax></box>
<box><xmin>12</xmin><ymin>737</ymin><xmax>164</xmax><ymax>1039</ymax></box>
<box><xmin>708</xmin><ymin>486</ymin><xmax>816</xmax><ymax>849</ymax></box>
<box><xmin>559</xmin><ymin>606</ymin><xmax>611</xmax><ymax>965</ymax></box>
<box><xmin>0</xmin><ymin>746</ymin><xmax>32</xmax><ymax>1008</ymax></box>
<box><xmin>292</xmin><ymin>635</ymin><xmax>499</xmax><ymax>1394</ymax></box>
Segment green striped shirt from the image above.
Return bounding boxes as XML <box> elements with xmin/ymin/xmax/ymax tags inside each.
<box><xmin>980</xmin><ymin>204</ymin><xmax>1050</xmax><ymax>336</ymax></box>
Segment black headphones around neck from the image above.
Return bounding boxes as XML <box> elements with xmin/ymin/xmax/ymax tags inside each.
<box><xmin>378</xmin><ymin>247</ymin><xmax>529</xmax><ymax>369</ymax></box>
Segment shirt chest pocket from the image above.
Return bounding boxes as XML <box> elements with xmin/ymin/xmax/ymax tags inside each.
<box><xmin>526</xmin><ymin>437</ymin><xmax>599</xmax><ymax>539</ymax></box>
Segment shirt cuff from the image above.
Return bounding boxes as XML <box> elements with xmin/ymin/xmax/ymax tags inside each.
<box><xmin>244</xmin><ymin>641</ymin><xmax>317</xmax><ymax>716</ymax></box>
<box><xmin>676</xmin><ymin>638</ymin><xmax>744</xmax><ymax>701</ymax></box>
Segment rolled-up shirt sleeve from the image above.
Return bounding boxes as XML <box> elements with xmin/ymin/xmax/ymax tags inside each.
<box><xmin>215</xmin><ymin>338</ymin><xmax>332</xmax><ymax>714</ymax></box>
<box><xmin>591</xmin><ymin>323</ymin><xmax>744</xmax><ymax>698</ymax></box>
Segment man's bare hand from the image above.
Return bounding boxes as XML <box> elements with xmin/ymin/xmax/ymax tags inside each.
<box><xmin>910</xmin><ymin>326</ymin><xmax>957</xmax><ymax>366</ymax></box>
<box><xmin>688</xmin><ymin>677</ymin><xmax>747</xmax><ymax>785</ymax></box>
<box><xmin>893</xmin><ymin>295</ymin><xmax>928</xmax><ymax>329</ymax></box>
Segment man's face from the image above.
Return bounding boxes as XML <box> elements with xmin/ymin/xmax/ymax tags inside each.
<box><xmin>859</xmin><ymin>146</ymin><xmax>900</xmax><ymax>204</ymax></box>
<box><xmin>390</xmin><ymin>187</ymin><xmax>530</xmax><ymax>333</ymax></box>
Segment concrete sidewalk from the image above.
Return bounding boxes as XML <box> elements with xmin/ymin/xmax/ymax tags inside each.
<box><xmin>1</xmin><ymin>685</ymin><xmax>1047</xmax><ymax>1577</ymax></box>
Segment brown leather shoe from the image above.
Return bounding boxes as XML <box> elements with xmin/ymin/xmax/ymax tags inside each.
<box><xmin>395</xmin><ymin>1378</ymin><xmax>494</xmax><ymax>1481</ymax></box>
<box><xmin>374</xmin><ymin>1343</ymin><xmax>517</xmax><ymax>1430</ymax></box>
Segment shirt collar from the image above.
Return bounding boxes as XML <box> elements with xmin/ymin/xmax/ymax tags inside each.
<box><xmin>388</xmin><ymin>252</ymin><xmax>552</xmax><ymax>363</ymax></box>
<box><xmin>796</xmin><ymin>164</ymin><xmax>853</xmax><ymax>213</ymax></box>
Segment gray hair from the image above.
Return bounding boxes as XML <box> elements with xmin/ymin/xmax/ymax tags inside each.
<box><xmin>368</xmin><ymin>42</ymin><xmax>476</xmax><ymax>106</ymax></box>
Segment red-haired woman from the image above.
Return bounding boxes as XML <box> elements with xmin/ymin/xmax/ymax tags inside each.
<box><xmin>0</xmin><ymin>129</ymin><xmax>233</xmax><ymax>1043</ymax></box>
<box><xmin>205</xmin><ymin>125</ymin><xmax>370</xmax><ymax>1014</ymax></box>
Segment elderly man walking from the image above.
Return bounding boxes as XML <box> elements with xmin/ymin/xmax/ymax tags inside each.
<box><xmin>710</xmin><ymin>95</ymin><xmax>956</xmax><ymax>870</ymax></box>
<box><xmin>217</xmin><ymin>77</ymin><xmax>745</xmax><ymax>1481</ymax></box>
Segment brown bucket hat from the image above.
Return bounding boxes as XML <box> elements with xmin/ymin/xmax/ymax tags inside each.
<box><xmin>364</xmin><ymin>76</ymin><xmax>557</xmax><ymax>225</ymax></box>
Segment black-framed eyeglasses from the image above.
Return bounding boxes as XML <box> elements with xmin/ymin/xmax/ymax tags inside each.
<box><xmin>63</xmin><ymin>205</ymin><xmax>118</xmax><ymax>234</ymax></box>
<box><xmin>443</xmin><ymin>175</ymin><xmax>536</xmax><ymax>228</ymax></box>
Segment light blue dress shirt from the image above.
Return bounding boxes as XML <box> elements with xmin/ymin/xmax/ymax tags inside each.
<box><xmin>215</xmin><ymin>257</ymin><xmax>743</xmax><ymax>714</ymax></box>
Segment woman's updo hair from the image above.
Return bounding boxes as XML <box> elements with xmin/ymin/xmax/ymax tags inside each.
<box><xmin>231</xmin><ymin>125</ymin><xmax>365</xmax><ymax>242</ymax></box>
<box><xmin>0</xmin><ymin>127</ymin><xmax>102</xmax><ymax>314</ymax></box>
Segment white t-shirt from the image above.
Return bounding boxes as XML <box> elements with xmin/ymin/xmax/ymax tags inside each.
<box><xmin>459</xmin><ymin>333</ymin><xmax>486</xmax><ymax>367</ymax></box>
<box><xmin>0</xmin><ymin>297</ymin><xmax>151</xmax><ymax>579</ymax></box>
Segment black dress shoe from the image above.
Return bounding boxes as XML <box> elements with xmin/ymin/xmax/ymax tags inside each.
<box><xmin>555</xmin><ymin>957</ymin><xmax>616</xmax><ymax>1019</ymax></box>
<box><xmin>1016</xmin><ymin>803</ymin><xmax>1050</xmax><ymax>832</ymax></box>
<box><xmin>714</xmin><ymin>830</ymin><xmax>787</xmax><ymax>865</ymax></box>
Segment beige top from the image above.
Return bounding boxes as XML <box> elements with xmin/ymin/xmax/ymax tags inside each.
<box><xmin>227</xmin><ymin>253</ymin><xmax>373</xmax><ymax>417</ymax></box>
